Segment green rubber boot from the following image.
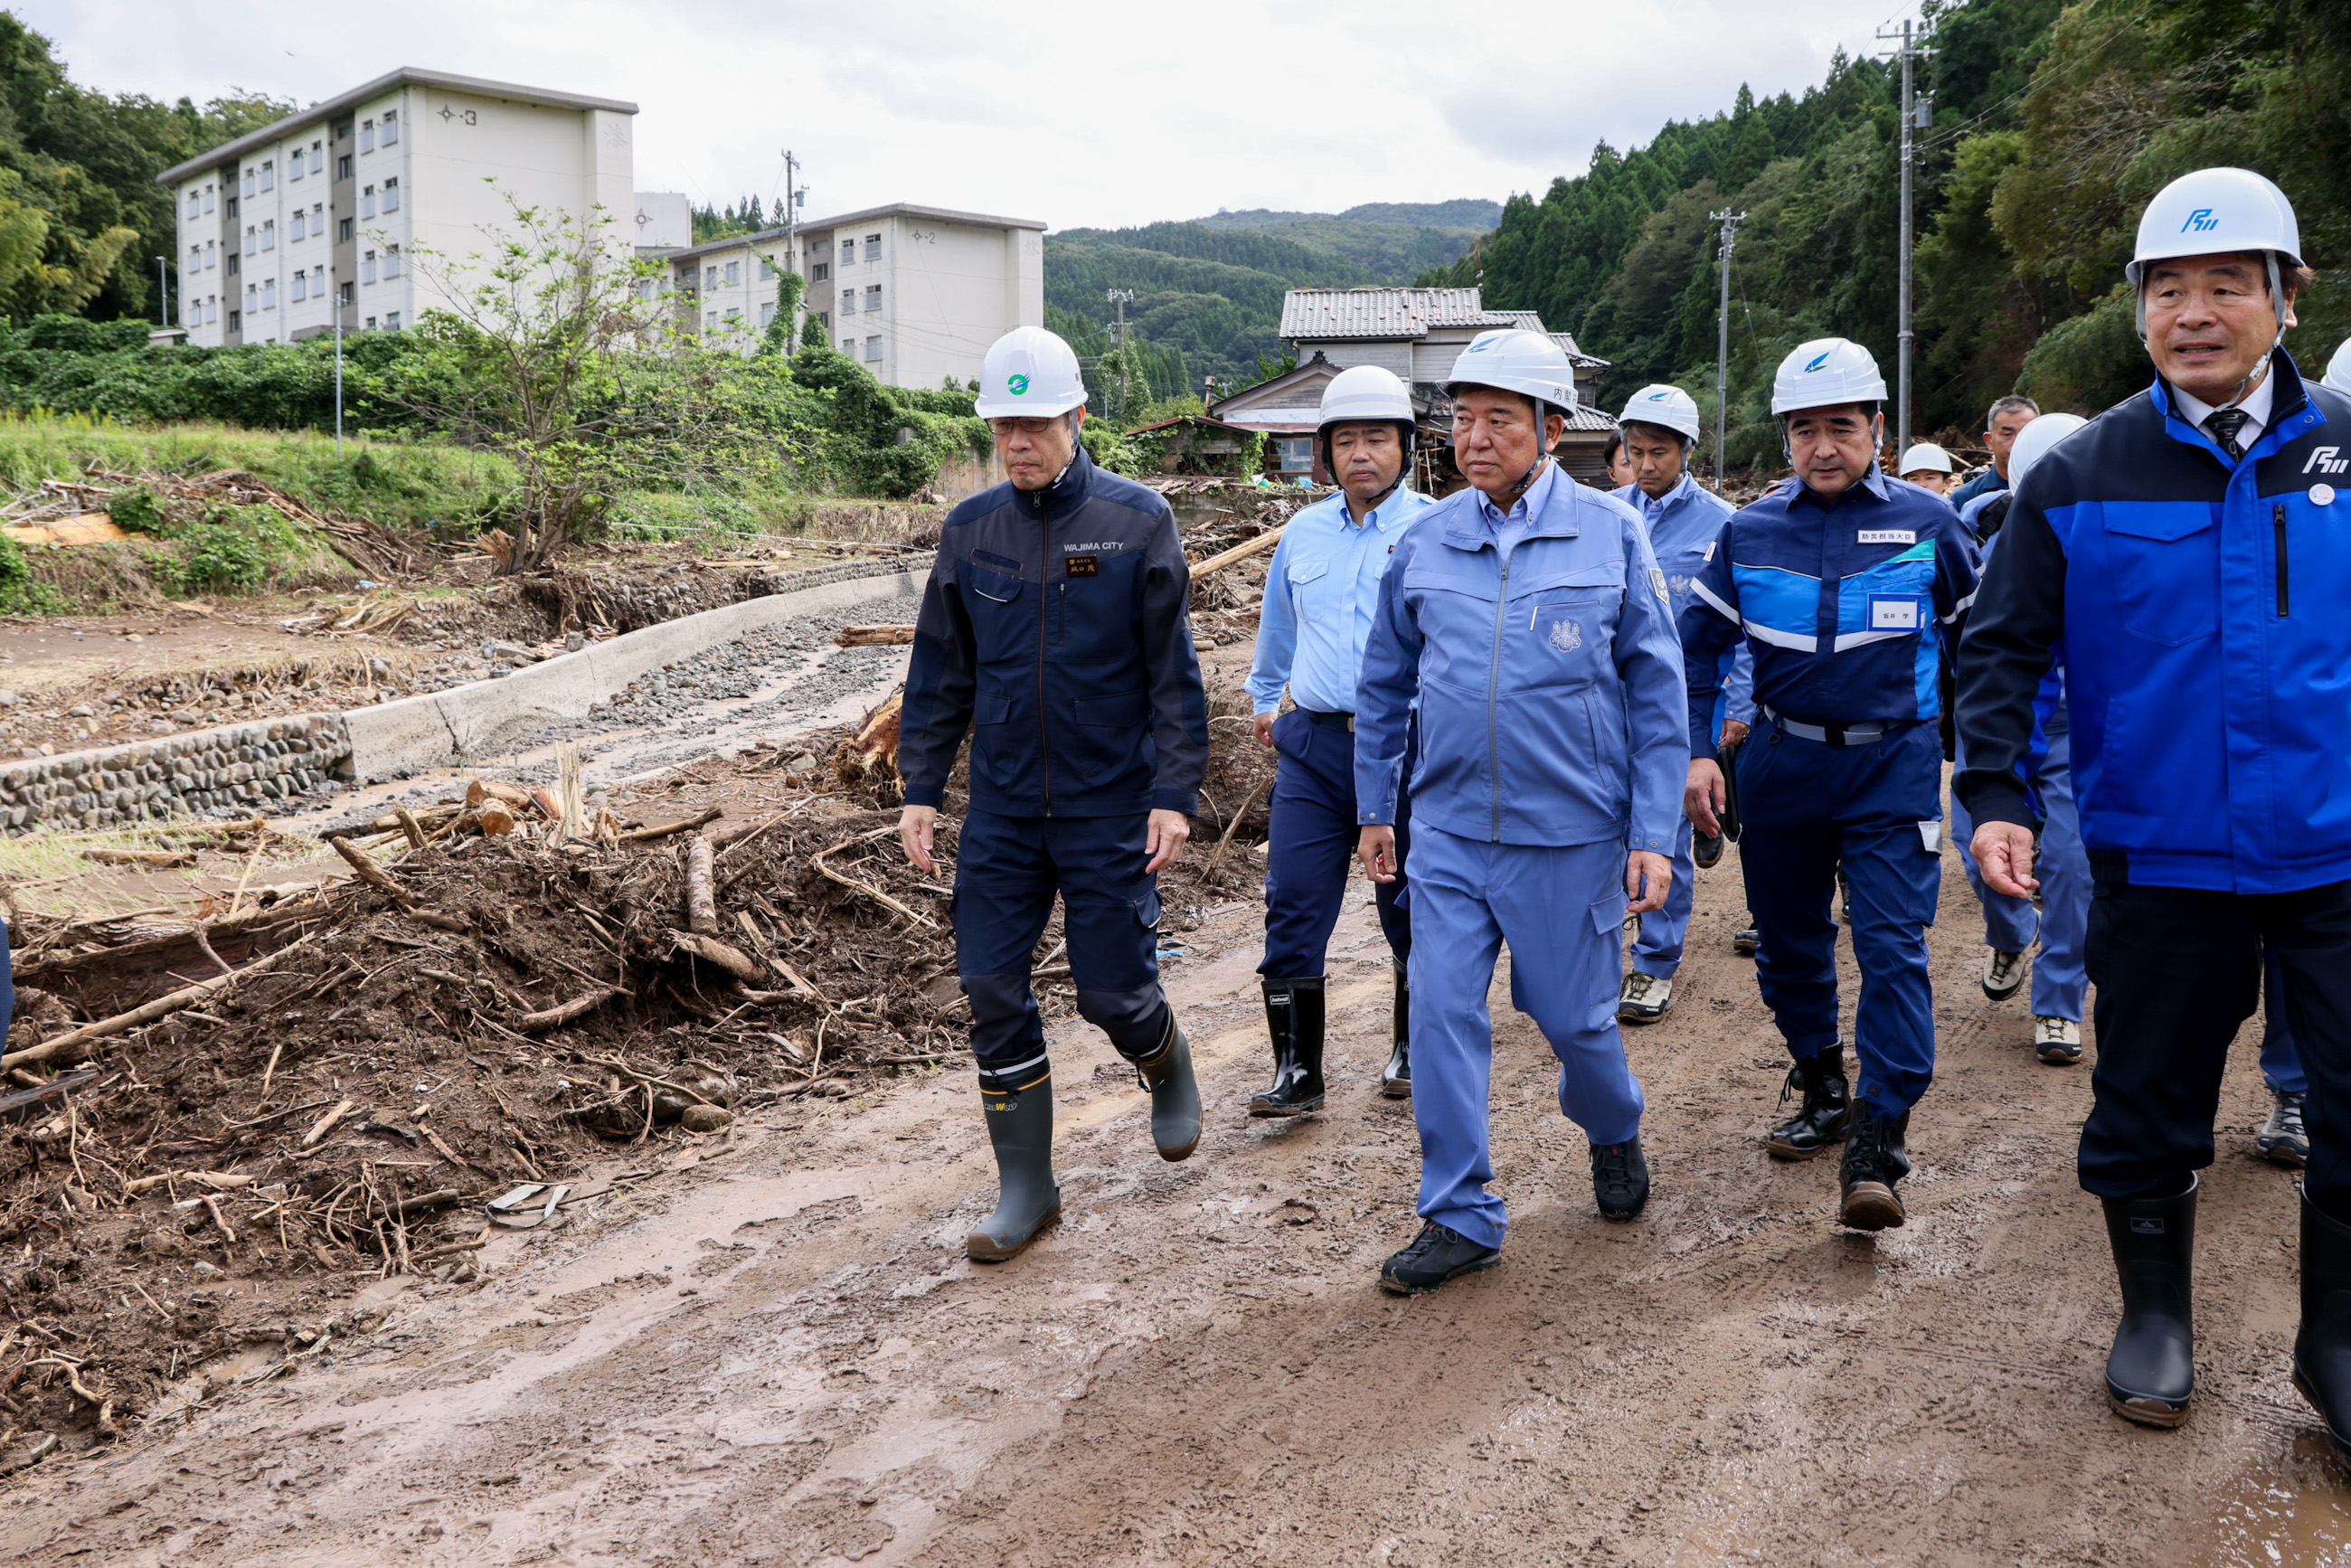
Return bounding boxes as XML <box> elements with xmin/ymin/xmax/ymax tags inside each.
<box><xmin>967</xmin><ymin>1076</ymin><xmax>1062</xmax><ymax>1262</ymax></box>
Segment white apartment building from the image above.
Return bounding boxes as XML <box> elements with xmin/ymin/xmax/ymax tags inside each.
<box><xmin>664</xmin><ymin>203</ymin><xmax>1043</xmax><ymax>389</ymax></box>
<box><xmin>156</xmin><ymin>68</ymin><xmax>637</xmax><ymax>346</ymax></box>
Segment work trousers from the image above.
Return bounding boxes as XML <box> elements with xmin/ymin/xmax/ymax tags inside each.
<box><xmin>1407</xmin><ymin>826</ymin><xmax>1645</xmax><ymax>1250</ymax></box>
<box><xmin>2080</xmin><ymin>876</ymin><xmax>2351</xmax><ymax>1211</ymax></box>
<box><xmin>951</xmin><ymin>810</ymin><xmax>1169</xmax><ymax>1091</ymax></box>
<box><xmin>2261</xmin><ymin>946</ymin><xmax>2308</xmax><ymax>1095</ymax></box>
<box><xmin>1630</xmin><ymin>814</ymin><xmax>1696</xmax><ymax>978</ymax></box>
<box><xmin>1261</xmin><ymin>708</ymin><xmax>1412</xmax><ymax>978</ymax></box>
<box><xmin>1953</xmin><ymin>730</ymin><xmax>2091</xmax><ymax>1022</ymax></box>
<box><xmin>1737</xmin><ymin>720</ymin><xmax>1943</xmax><ymax>1119</ymax></box>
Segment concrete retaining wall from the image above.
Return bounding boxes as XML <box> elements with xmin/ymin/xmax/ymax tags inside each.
<box><xmin>5</xmin><ymin>555</ymin><xmax>929</xmax><ymax>833</ymax></box>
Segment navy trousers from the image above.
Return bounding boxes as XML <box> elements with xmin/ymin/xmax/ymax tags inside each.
<box><xmin>951</xmin><ymin>811</ymin><xmax>1169</xmax><ymax>1090</ymax></box>
<box><xmin>1736</xmin><ymin>720</ymin><xmax>1944</xmax><ymax>1119</ymax></box>
<box><xmin>2080</xmin><ymin>877</ymin><xmax>2351</xmax><ymax>1212</ymax></box>
<box><xmin>1261</xmin><ymin>708</ymin><xmax>1412</xmax><ymax>978</ymax></box>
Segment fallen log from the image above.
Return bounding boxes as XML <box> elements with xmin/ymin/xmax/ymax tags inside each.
<box><xmin>671</xmin><ymin>931</ymin><xmax>764</xmax><ymax>985</ymax></box>
<box><xmin>1190</xmin><ymin>524</ymin><xmax>1286</xmax><ymax>576</ymax></box>
<box><xmin>836</xmin><ymin>624</ymin><xmax>917</xmax><ymax>646</ymax></box>
<box><xmin>1</xmin><ymin>937</ymin><xmax>316</xmax><ymax>1071</ymax></box>
<box><xmin>327</xmin><ymin>836</ymin><xmax>407</xmax><ymax>901</ymax></box>
<box><xmin>516</xmin><ymin>986</ymin><xmax>622</xmax><ymax>1033</ymax></box>
<box><xmin>618</xmin><ymin>807</ymin><xmax>722</xmax><ymax>843</ymax></box>
<box><xmin>685</xmin><ymin>836</ymin><xmax>719</xmax><ymax>934</ymax></box>
<box><xmin>467</xmin><ymin>779</ymin><xmax>533</xmax><ymax>811</ymax></box>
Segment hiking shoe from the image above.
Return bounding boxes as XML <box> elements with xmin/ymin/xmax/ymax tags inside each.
<box><xmin>2034</xmin><ymin>1015</ymin><xmax>2082</xmax><ymax>1065</ymax></box>
<box><xmin>1982</xmin><ymin>949</ymin><xmax>2026</xmax><ymax>1001</ymax></box>
<box><xmin>1379</xmin><ymin>1220</ymin><xmax>1500</xmax><ymax>1295</ymax></box>
<box><xmin>1733</xmin><ymin>921</ymin><xmax>1761</xmax><ymax>956</ymax></box>
<box><xmin>1838</xmin><ymin>1103</ymin><xmax>1913</xmax><ymax>1231</ymax></box>
<box><xmin>1591</xmin><ymin>1137</ymin><xmax>1651</xmax><ymax>1221</ymax></box>
<box><xmin>2258</xmin><ymin>1090</ymin><xmax>2309</xmax><ymax>1168</ymax></box>
<box><xmin>1619</xmin><ymin>971</ymin><xmax>1673</xmax><ymax>1024</ymax></box>
<box><xmin>1694</xmin><ymin>830</ymin><xmax>1725</xmax><ymax>869</ymax></box>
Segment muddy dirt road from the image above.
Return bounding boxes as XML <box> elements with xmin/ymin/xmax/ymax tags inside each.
<box><xmin>5</xmin><ymin>836</ymin><xmax>2346</xmax><ymax>1566</ymax></box>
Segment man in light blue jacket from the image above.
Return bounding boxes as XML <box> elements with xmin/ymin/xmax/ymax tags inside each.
<box><xmin>1612</xmin><ymin>385</ymin><xmax>1751</xmax><ymax>1021</ymax></box>
<box><xmin>1355</xmin><ymin>331</ymin><xmax>1689</xmax><ymax>1294</ymax></box>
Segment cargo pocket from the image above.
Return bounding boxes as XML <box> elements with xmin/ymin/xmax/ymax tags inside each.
<box><xmin>1132</xmin><ymin>885</ymin><xmax>1162</xmax><ymax>932</ymax></box>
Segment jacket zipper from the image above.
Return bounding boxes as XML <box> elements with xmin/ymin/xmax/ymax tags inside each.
<box><xmin>1487</xmin><ymin>554</ymin><xmax>1510</xmax><ymax>842</ymax></box>
<box><xmin>2274</xmin><ymin>503</ymin><xmax>2289</xmax><ymax>617</ymax></box>
<box><xmin>1036</xmin><ymin>496</ymin><xmax>1053</xmax><ymax>815</ymax></box>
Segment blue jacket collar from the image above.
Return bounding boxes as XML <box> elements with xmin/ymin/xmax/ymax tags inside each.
<box><xmin>2150</xmin><ymin>347</ymin><xmax>2326</xmax><ymax>467</ymax></box>
<box><xmin>1440</xmin><ymin>462</ymin><xmax>1581</xmax><ymax>551</ymax></box>
<box><xmin>1794</xmin><ymin>463</ymin><xmax>1891</xmax><ymax>508</ymax></box>
<box><xmin>1009</xmin><ymin>445</ymin><xmax>1096</xmax><ymax>517</ymax></box>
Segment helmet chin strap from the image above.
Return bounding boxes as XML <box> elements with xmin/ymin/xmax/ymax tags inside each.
<box><xmin>2141</xmin><ymin>251</ymin><xmax>2290</xmax><ymax>413</ymax></box>
<box><xmin>1496</xmin><ymin>402</ymin><xmax>1552</xmax><ymax>503</ymax></box>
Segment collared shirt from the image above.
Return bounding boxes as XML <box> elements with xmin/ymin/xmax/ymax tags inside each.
<box><xmin>1246</xmin><ymin>485</ymin><xmax>1433</xmax><ymax>716</ymax></box>
<box><xmin>2167</xmin><ymin>359</ymin><xmax>2279</xmax><ymax>451</ymax></box>
<box><xmin>1472</xmin><ymin>458</ymin><xmax>1562</xmax><ymax>560</ymax></box>
<box><xmin>1676</xmin><ymin>464</ymin><xmax>1979</xmax><ymax>760</ymax></box>
<box><xmin>1949</xmin><ymin>465</ymin><xmax>2007</xmax><ymax>513</ymax></box>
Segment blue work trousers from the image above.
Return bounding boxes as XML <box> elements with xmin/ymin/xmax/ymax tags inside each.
<box><xmin>951</xmin><ymin>811</ymin><xmax>1168</xmax><ymax>1086</ymax></box>
<box><xmin>1631</xmin><ymin>814</ymin><xmax>1695</xmax><ymax>978</ymax></box>
<box><xmin>1953</xmin><ymin>730</ymin><xmax>2091</xmax><ymax>1022</ymax></box>
<box><xmin>1407</xmin><ymin>826</ymin><xmax>1646</xmax><ymax>1251</ymax></box>
<box><xmin>1737</xmin><ymin>720</ymin><xmax>1943</xmax><ymax>1119</ymax></box>
<box><xmin>1261</xmin><ymin>708</ymin><xmax>1412</xmax><ymax>977</ymax></box>
<box><xmin>2262</xmin><ymin>945</ymin><xmax>2308</xmax><ymax>1094</ymax></box>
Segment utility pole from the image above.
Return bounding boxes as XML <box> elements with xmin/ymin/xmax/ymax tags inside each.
<box><xmin>1106</xmin><ymin>288</ymin><xmax>1136</xmax><ymax>422</ymax></box>
<box><xmin>1879</xmin><ymin>18</ymin><xmax>1934</xmax><ymax>457</ymax></box>
<box><xmin>1710</xmin><ymin>208</ymin><xmax>1745</xmax><ymax>486</ymax></box>
<box><xmin>779</xmin><ymin>147</ymin><xmax>806</xmax><ymax>352</ymax></box>
<box><xmin>153</xmin><ymin>257</ymin><xmax>169</xmax><ymax>328</ymax></box>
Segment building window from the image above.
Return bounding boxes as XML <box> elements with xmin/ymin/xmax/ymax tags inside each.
<box><xmin>837</xmin><ymin>332</ymin><xmax>853</xmax><ymax>351</ymax></box>
<box><xmin>839</xmin><ymin>238</ymin><xmax>854</xmax><ymax>265</ymax></box>
<box><xmin>360</xmin><ymin>119</ymin><xmax>374</xmax><ymax>154</ymax></box>
<box><xmin>226</xmin><ymin>252</ymin><xmax>239</xmax><ymax>277</ymax></box>
<box><xmin>242</xmin><ymin>226</ymin><xmax>255</xmax><ymax>256</ymax></box>
<box><xmin>261</xmin><ymin>220</ymin><xmax>276</xmax><ymax>251</ymax></box>
<box><xmin>382</xmin><ymin>176</ymin><xmax>399</xmax><ymax>213</ymax></box>
<box><xmin>864</xmin><ymin>335</ymin><xmax>883</xmax><ymax>364</ymax></box>
<box><xmin>205</xmin><ymin>241</ymin><xmax>215</xmax><ymax>269</ymax></box>
<box><xmin>704</xmin><ymin>310</ymin><xmax>718</xmax><ymax>330</ymax></box>
<box><xmin>840</xmin><ymin>288</ymin><xmax>854</xmax><ymax>316</ymax></box>
<box><xmin>336</xmin><ymin>153</ymin><xmax>351</xmax><ymax>181</ymax></box>
<box><xmin>337</xmin><ymin>216</ymin><xmax>354</xmax><ymax>243</ymax></box>
<box><xmin>260</xmin><ymin>279</ymin><xmax>276</xmax><ymax>309</ymax></box>
<box><xmin>817</xmin><ymin>311</ymin><xmax>829</xmax><ymax>331</ymax></box>
<box><xmin>864</xmin><ymin>283</ymin><xmax>882</xmax><ymax>313</ymax></box>
<box><xmin>339</xmin><ymin>280</ymin><xmax>354</xmax><ymax>305</ymax></box>
<box><xmin>386</xmin><ymin>310</ymin><xmax>401</xmax><ymax>330</ymax></box>
<box><xmin>382</xmin><ymin>245</ymin><xmax>401</xmax><ymax>279</ymax></box>
<box><xmin>262</xmin><ymin>161</ymin><xmax>276</xmax><ymax>192</ymax></box>
<box><xmin>241</xmin><ymin>171</ymin><xmax>254</xmax><ymax>200</ymax></box>
<box><xmin>361</xmin><ymin>250</ymin><xmax>376</xmax><ymax>285</ymax></box>
<box><xmin>186</xmin><ymin>190</ymin><xmax>201</xmax><ymax>218</ymax></box>
<box><xmin>722</xmin><ymin>260</ymin><xmax>739</xmax><ymax>286</ymax></box>
<box><xmin>811</xmin><ymin>260</ymin><xmax>829</xmax><ymax>283</ymax></box>
<box><xmin>759</xmin><ymin>301</ymin><xmax>775</xmax><ymax>327</ymax></box>
<box><xmin>864</xmin><ymin>232</ymin><xmax>882</xmax><ymax>261</ymax></box>
<box><xmin>228</xmin><ymin>308</ymin><xmax>240</xmax><ymax>332</ymax></box>
<box><xmin>364</xmin><ymin>316</ymin><xmax>376</xmax><ymax>331</ymax></box>
<box><xmin>289</xmin><ymin>148</ymin><xmax>304</xmax><ymax>181</ymax></box>
<box><xmin>205</xmin><ymin>296</ymin><xmax>218</xmax><ymax>324</ymax></box>
<box><xmin>290</xmin><ymin>209</ymin><xmax>306</xmax><ymax>242</ymax></box>
<box><xmin>703</xmin><ymin>265</ymin><xmax>717</xmax><ymax>288</ymax></box>
<box><xmin>311</xmin><ymin>202</ymin><xmax>323</xmax><ymax>232</ymax></box>
<box><xmin>225</xmin><ymin>194</ymin><xmax>238</xmax><ymax>218</ymax></box>
<box><xmin>725</xmin><ymin>307</ymin><xmax>741</xmax><ymax>325</ymax></box>
<box><xmin>382</xmin><ymin>109</ymin><xmax>399</xmax><ymax>145</ymax></box>
<box><xmin>311</xmin><ymin>139</ymin><xmax>323</xmax><ymax>173</ymax></box>
<box><xmin>758</xmin><ymin>256</ymin><xmax>776</xmax><ymax>280</ymax></box>
<box><xmin>203</xmin><ymin>184</ymin><xmax>215</xmax><ymax>213</ymax></box>
<box><xmin>187</xmin><ymin>244</ymin><xmax>201</xmax><ymax>272</ymax></box>
<box><xmin>362</xmin><ymin>185</ymin><xmax>375</xmax><ymax>220</ymax></box>
<box><xmin>291</xmin><ymin>270</ymin><xmax>306</xmax><ymax>302</ymax></box>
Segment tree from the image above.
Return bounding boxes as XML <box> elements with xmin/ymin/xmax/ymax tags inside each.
<box><xmin>398</xmin><ymin>187</ymin><xmax>778</xmax><ymax>573</ymax></box>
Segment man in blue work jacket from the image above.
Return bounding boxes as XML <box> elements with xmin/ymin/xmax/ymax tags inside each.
<box><xmin>1611</xmin><ymin>383</ymin><xmax>1750</xmax><ymax>1023</ymax></box>
<box><xmin>1245</xmin><ymin>365</ymin><xmax>1433</xmax><ymax>1113</ymax></box>
<box><xmin>1957</xmin><ymin>167</ymin><xmax>2351</xmax><ymax>1450</ymax></box>
<box><xmin>1355</xmin><ymin>329</ymin><xmax>1687</xmax><ymax>1294</ymax></box>
<box><xmin>898</xmin><ymin>326</ymin><xmax>1211</xmax><ymax>1266</ymax></box>
<box><xmin>1680</xmin><ymin>336</ymin><xmax>1978</xmax><ymax>1233</ymax></box>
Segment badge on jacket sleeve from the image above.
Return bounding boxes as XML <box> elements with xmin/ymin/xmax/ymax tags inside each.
<box><xmin>1650</xmin><ymin>567</ymin><xmax>1669</xmax><ymax>600</ymax></box>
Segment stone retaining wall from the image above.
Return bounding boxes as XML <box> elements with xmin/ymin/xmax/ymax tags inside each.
<box><xmin>1</xmin><ymin>715</ymin><xmax>353</xmax><ymax>832</ymax></box>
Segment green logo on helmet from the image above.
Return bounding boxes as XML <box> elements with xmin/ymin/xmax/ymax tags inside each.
<box><xmin>1007</xmin><ymin>374</ymin><xmax>1030</xmax><ymax>395</ymax></box>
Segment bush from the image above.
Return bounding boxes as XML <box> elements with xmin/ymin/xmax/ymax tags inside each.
<box><xmin>0</xmin><ymin>533</ymin><xmax>64</xmax><ymax>614</ymax></box>
<box><xmin>174</xmin><ymin>522</ymin><xmax>274</xmax><ymax>592</ymax></box>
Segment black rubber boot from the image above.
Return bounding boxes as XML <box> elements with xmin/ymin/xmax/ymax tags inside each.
<box><xmin>1250</xmin><ymin>977</ymin><xmax>1327</xmax><ymax>1117</ymax></box>
<box><xmin>1766</xmin><ymin>1046</ymin><xmax>1851</xmax><ymax>1161</ymax></box>
<box><xmin>1130</xmin><ymin>1016</ymin><xmax>1201</xmax><ymax>1162</ymax></box>
<box><xmin>1838</xmin><ymin>1101</ymin><xmax>1912</xmax><ymax>1230</ymax></box>
<box><xmin>2292</xmin><ymin>1187</ymin><xmax>2351</xmax><ymax>1461</ymax></box>
<box><xmin>967</xmin><ymin>1076</ymin><xmax>1061</xmax><ymax>1262</ymax></box>
<box><xmin>1381</xmin><ymin>958</ymin><xmax>1411</xmax><ymax>1099</ymax></box>
<box><xmin>2101</xmin><ymin>1174</ymin><xmax>2197</xmax><ymax>1428</ymax></box>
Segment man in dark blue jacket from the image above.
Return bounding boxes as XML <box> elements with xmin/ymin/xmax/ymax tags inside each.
<box><xmin>897</xmin><ymin>326</ymin><xmax>1211</xmax><ymax>1265</ymax></box>
<box><xmin>1958</xmin><ymin>167</ymin><xmax>2351</xmax><ymax>1451</ymax></box>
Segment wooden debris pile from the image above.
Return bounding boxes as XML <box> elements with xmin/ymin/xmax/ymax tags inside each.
<box><xmin>11</xmin><ymin>465</ymin><xmax>423</xmax><ymax>581</ymax></box>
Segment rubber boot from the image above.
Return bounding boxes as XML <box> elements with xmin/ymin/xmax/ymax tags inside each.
<box><xmin>1132</xmin><ymin>1016</ymin><xmax>1202</xmax><ymax>1162</ymax></box>
<box><xmin>2292</xmin><ymin>1187</ymin><xmax>2351</xmax><ymax>1461</ymax></box>
<box><xmin>1251</xmin><ymin>977</ymin><xmax>1327</xmax><ymax>1117</ymax></box>
<box><xmin>1381</xmin><ymin>958</ymin><xmax>1411</xmax><ymax>1099</ymax></box>
<box><xmin>966</xmin><ymin>1076</ymin><xmax>1061</xmax><ymax>1263</ymax></box>
<box><xmin>1766</xmin><ymin>1046</ymin><xmax>1851</xmax><ymax>1160</ymax></box>
<box><xmin>2101</xmin><ymin>1173</ymin><xmax>2197</xmax><ymax>1428</ymax></box>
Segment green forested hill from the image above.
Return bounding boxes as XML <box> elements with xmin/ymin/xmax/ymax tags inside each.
<box><xmin>1419</xmin><ymin>0</ymin><xmax>2350</xmax><ymax>466</ymax></box>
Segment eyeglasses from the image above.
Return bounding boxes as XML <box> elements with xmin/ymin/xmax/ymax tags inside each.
<box><xmin>990</xmin><ymin>417</ymin><xmax>1063</xmax><ymax>437</ymax></box>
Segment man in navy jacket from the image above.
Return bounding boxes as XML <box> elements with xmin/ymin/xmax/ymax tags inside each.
<box><xmin>1958</xmin><ymin>167</ymin><xmax>2351</xmax><ymax>1451</ymax></box>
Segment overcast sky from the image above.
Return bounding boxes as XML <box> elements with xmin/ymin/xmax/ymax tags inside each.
<box><xmin>31</xmin><ymin>0</ymin><xmax>1925</xmax><ymax>231</ymax></box>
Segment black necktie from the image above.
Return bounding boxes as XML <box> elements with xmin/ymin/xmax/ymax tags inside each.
<box><xmin>2204</xmin><ymin>407</ymin><xmax>2250</xmax><ymax>460</ymax></box>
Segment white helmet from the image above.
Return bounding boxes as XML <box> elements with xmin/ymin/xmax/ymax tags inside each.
<box><xmin>1770</xmin><ymin>337</ymin><xmax>1888</xmax><ymax>416</ymax></box>
<box><xmin>1317</xmin><ymin>364</ymin><xmax>1415</xmax><ymax>430</ymax></box>
<box><xmin>2126</xmin><ymin>167</ymin><xmax>2303</xmax><ymax>342</ymax></box>
<box><xmin>1619</xmin><ymin>384</ymin><xmax>1701</xmax><ymax>444</ymax></box>
<box><xmin>1443</xmin><ymin>329</ymin><xmax>1578</xmax><ymax>415</ymax></box>
<box><xmin>1897</xmin><ymin>442</ymin><xmax>1954</xmax><ymax>476</ymax></box>
<box><xmin>974</xmin><ymin>326</ymin><xmax>1086</xmax><ymax>419</ymax></box>
<box><xmin>2325</xmin><ymin>336</ymin><xmax>2351</xmax><ymax>396</ymax></box>
<box><xmin>2006</xmin><ymin>411</ymin><xmax>2089</xmax><ymax>493</ymax></box>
